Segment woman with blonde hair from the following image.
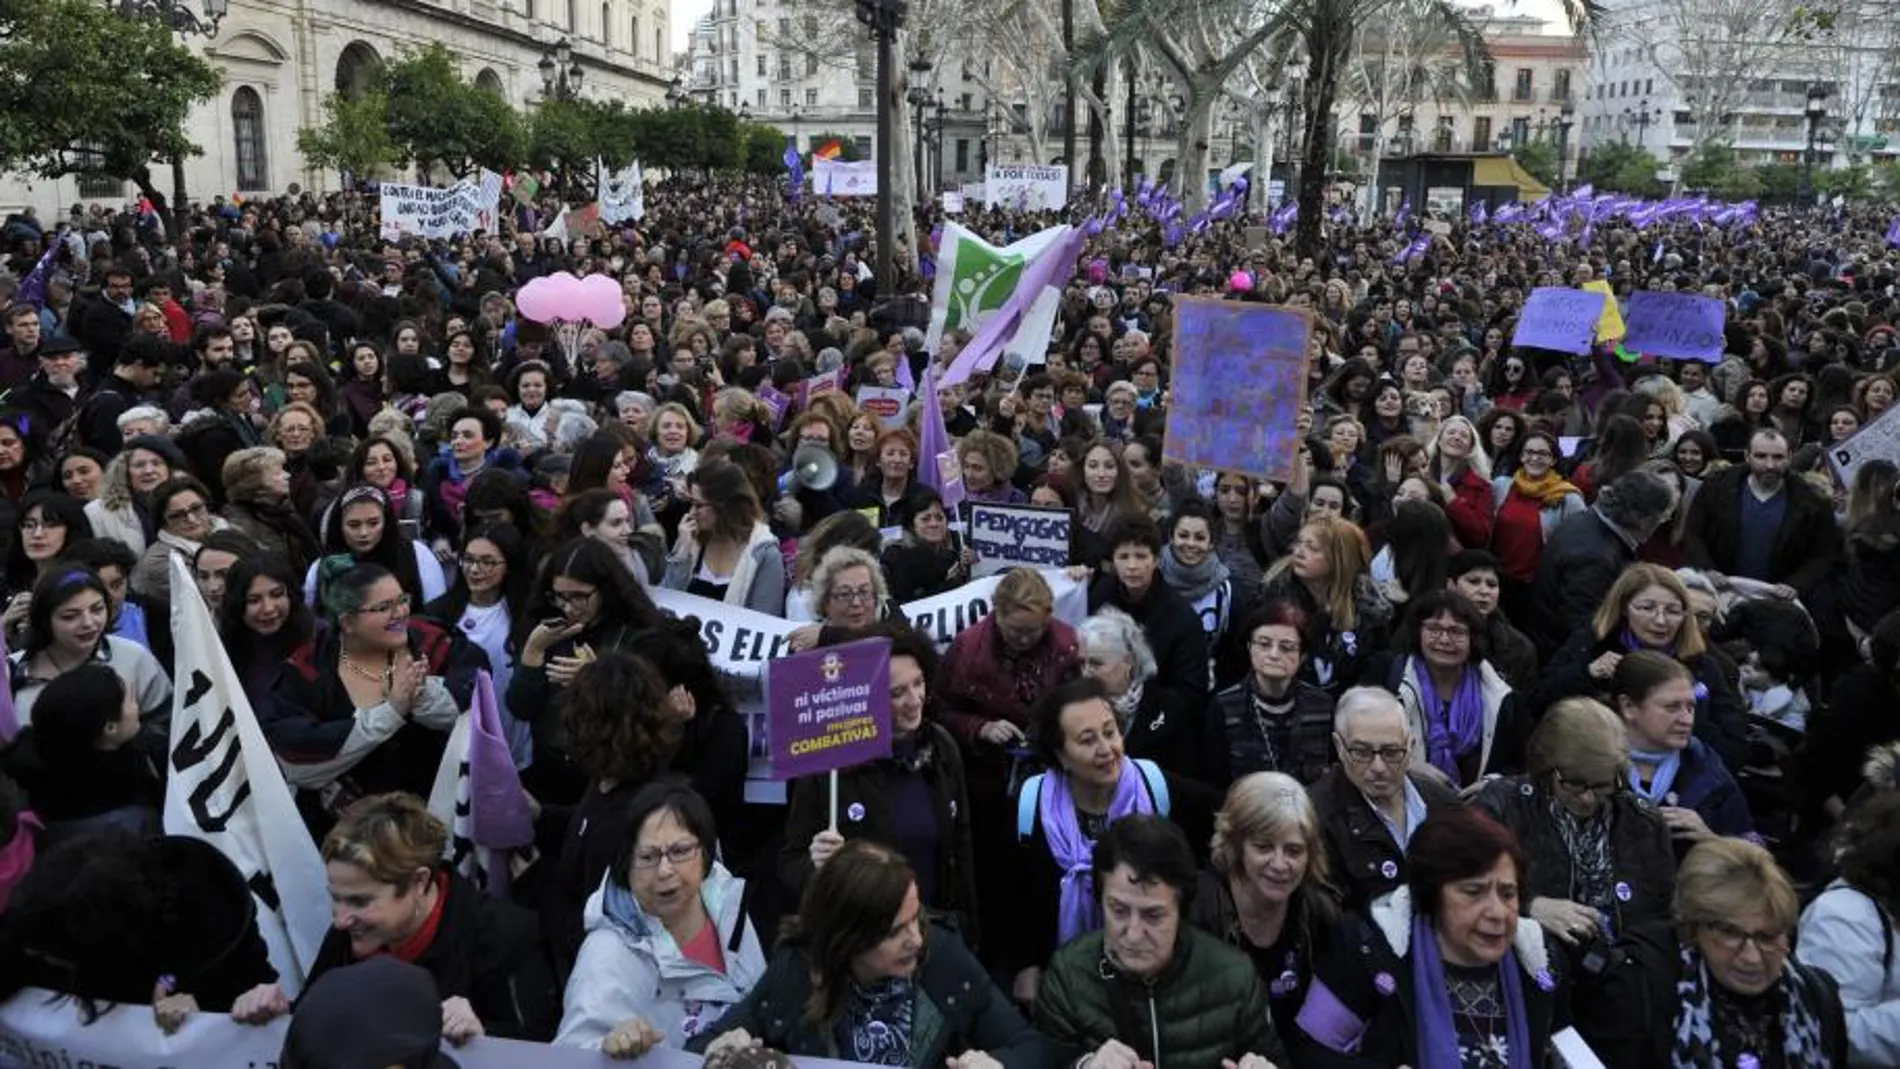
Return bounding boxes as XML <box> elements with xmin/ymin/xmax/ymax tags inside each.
<box><xmin>1260</xmin><ymin>514</ymin><xmax>1391</xmax><ymax>694</ymax></box>
<box><xmin>955</xmin><ymin>429</ymin><xmax>1026</xmax><ymax>507</ymax></box>
<box><xmin>1533</xmin><ymin>561</ymin><xmax>1748</xmax><ymax>768</ymax></box>
<box><xmin>1190</xmin><ymin>771</ymin><xmax>1341</xmax><ymax>1041</ymax></box>
<box><xmin>220</xmin><ymin>446</ymin><xmax>318</xmax><ymax>575</ymax></box>
<box><xmin>1424</xmin><ymin>415</ymin><xmax>1494</xmax><ymax>549</ymax></box>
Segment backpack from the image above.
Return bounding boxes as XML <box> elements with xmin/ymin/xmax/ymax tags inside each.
<box><xmin>1015</xmin><ymin>757</ymin><xmax>1170</xmax><ymax>840</ymax></box>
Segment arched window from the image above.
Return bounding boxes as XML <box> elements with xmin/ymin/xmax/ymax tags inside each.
<box><xmin>232</xmin><ymin>87</ymin><xmax>268</xmax><ymax>191</ymax></box>
<box><xmin>335</xmin><ymin>41</ymin><xmax>382</xmax><ymax>98</ymax></box>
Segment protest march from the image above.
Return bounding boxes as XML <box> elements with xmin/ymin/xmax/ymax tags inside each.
<box><xmin>0</xmin><ymin>150</ymin><xmax>1895</xmax><ymax>1069</ymax></box>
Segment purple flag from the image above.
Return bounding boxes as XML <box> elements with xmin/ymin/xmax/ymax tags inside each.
<box><xmin>1470</xmin><ymin>201</ymin><xmax>1488</xmax><ymax>225</ymax></box>
<box><xmin>467</xmin><ymin>670</ymin><xmax>535</xmax><ymax>861</ymax></box>
<box><xmin>14</xmin><ymin>245</ymin><xmax>57</xmax><ymax>312</ymax></box>
<box><xmin>1394</xmin><ymin>199</ymin><xmax>1412</xmax><ymax>229</ymax></box>
<box><xmin>784</xmin><ymin>140</ymin><xmax>804</xmax><ymax>204</ymax></box>
<box><xmin>918</xmin><ymin>364</ymin><xmax>963</xmax><ymax>512</ymax></box>
<box><xmin>1885</xmin><ymin>216</ymin><xmax>1900</xmax><ymax>248</ymax></box>
<box><xmin>940</xmin><ymin>226</ymin><xmax>1086</xmax><ymax>388</ymax></box>
<box><xmin>0</xmin><ymin>624</ymin><xmax>16</xmax><ymax>742</ymax></box>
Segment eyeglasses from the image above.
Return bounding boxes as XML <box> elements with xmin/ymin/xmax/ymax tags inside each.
<box><xmin>461</xmin><ymin>555</ymin><xmax>504</xmax><ymax>572</ymax></box>
<box><xmin>1519</xmin><ymin>448</ymin><xmax>1554</xmax><ymax>460</ymax></box>
<box><xmin>1628</xmin><ymin>601</ymin><xmax>1686</xmax><ymax>621</ymax></box>
<box><xmin>355</xmin><ymin>594</ymin><xmax>411</xmax><ymax>616</ymax></box>
<box><xmin>19</xmin><ymin>518</ymin><xmax>65</xmax><ymax>533</ymax></box>
<box><xmin>1553</xmin><ymin>770</ymin><xmax>1618</xmax><ymax>798</ymax></box>
<box><xmin>549</xmin><ymin>588</ymin><xmax>598</xmax><ymax>608</ymax></box>
<box><xmin>165</xmin><ymin>502</ymin><xmax>210</xmax><ymax>524</ymax></box>
<box><xmin>632</xmin><ymin>842</ymin><xmax>703</xmax><ymax>870</ymax></box>
<box><xmin>1422</xmin><ymin>623</ymin><xmax>1471</xmax><ymax>641</ymax></box>
<box><xmin>829</xmin><ymin>586</ymin><xmax>876</xmax><ymax>605</ymax></box>
<box><xmin>1701</xmin><ymin>919</ymin><xmax>1790</xmax><ymax>956</ymax></box>
<box><xmin>1341</xmin><ymin>742</ymin><xmax>1409</xmax><ymax>766</ymax></box>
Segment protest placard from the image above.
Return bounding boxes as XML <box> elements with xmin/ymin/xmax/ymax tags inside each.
<box><xmin>1163</xmin><ymin>297</ymin><xmax>1311</xmax><ymax>483</ymax></box>
<box><xmin>756</xmin><ymin>382</ymin><xmax>792</xmax><ymax>429</ymax></box>
<box><xmin>968</xmin><ymin>503</ymin><xmax>1072</xmax><ymax>576</ymax></box>
<box><xmin>379</xmin><ymin>179</ymin><xmax>486</xmax><ymax>241</ymax></box>
<box><xmin>814</xmin><ymin>157</ymin><xmax>878</xmax><ymax>197</ymax></box>
<box><xmin>1622</xmin><ymin>291</ymin><xmax>1726</xmax><ymax>362</ymax></box>
<box><xmin>767</xmin><ymin>638</ymin><xmax>892</xmax><ymax>781</ymax></box>
<box><xmin>797</xmin><ymin>368</ymin><xmax>841</xmax><ymax>407</ymax></box>
<box><xmin>1582</xmin><ymin>279</ymin><xmax>1625</xmax><ymax>341</ymax></box>
<box><xmin>1511</xmin><ymin>288</ymin><xmax>1605</xmax><ymax>354</ymax></box>
<box><xmin>941</xmin><ymin>190</ymin><xmax>965</xmax><ymax>213</ymax></box>
<box><xmin>1828</xmin><ymin>401</ymin><xmax>1900</xmax><ymax>486</ymax></box>
<box><xmin>855</xmin><ymin>385</ymin><xmax>911</xmax><ymax>429</ymax></box>
<box><xmin>984</xmin><ymin>164</ymin><xmax>1070</xmax><ymax>210</ymax></box>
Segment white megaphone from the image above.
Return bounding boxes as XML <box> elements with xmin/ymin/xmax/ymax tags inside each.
<box><xmin>790</xmin><ymin>444</ymin><xmax>839</xmax><ymax>492</ymax></box>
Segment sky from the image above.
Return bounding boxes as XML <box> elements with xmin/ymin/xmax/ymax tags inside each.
<box><xmin>673</xmin><ymin>0</ymin><xmax>712</xmax><ymax>52</ymax></box>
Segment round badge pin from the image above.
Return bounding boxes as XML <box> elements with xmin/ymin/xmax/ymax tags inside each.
<box><xmin>847</xmin><ymin>802</ymin><xmax>866</xmax><ymax>823</ymax></box>
<box><xmin>1615</xmin><ymin>881</ymin><xmax>1632</xmax><ymax>902</ymax></box>
<box><xmin>1380</xmin><ymin>860</ymin><xmax>1399</xmax><ymax>880</ymax></box>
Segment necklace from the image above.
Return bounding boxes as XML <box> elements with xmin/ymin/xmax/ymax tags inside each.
<box><xmin>341</xmin><ymin>651</ymin><xmax>393</xmax><ymax>686</ymax></box>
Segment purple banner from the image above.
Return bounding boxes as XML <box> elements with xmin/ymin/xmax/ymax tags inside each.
<box><xmin>1621</xmin><ymin>291</ymin><xmax>1727</xmax><ymax>363</ymax></box>
<box><xmin>1162</xmin><ymin>297</ymin><xmax>1311</xmax><ymax>484</ymax></box>
<box><xmin>1510</xmin><ymin>287</ymin><xmax>1604</xmax><ymax>355</ymax></box>
<box><xmin>766</xmin><ymin>638</ymin><xmax>892</xmax><ymax>780</ymax></box>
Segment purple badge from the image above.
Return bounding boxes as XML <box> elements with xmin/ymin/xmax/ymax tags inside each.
<box><xmin>1271</xmin><ymin>970</ymin><xmax>1300</xmax><ymax>997</ymax></box>
<box><xmin>1693</xmin><ymin>681</ymin><xmax>1710</xmax><ymax>702</ymax></box>
<box><xmin>1534</xmin><ymin>969</ymin><xmax>1556</xmax><ymax>993</ymax></box>
<box><xmin>1615</xmin><ymin>881</ymin><xmax>1632</xmax><ymax>902</ymax></box>
<box><xmin>1373</xmin><ymin>972</ymin><xmax>1397</xmax><ymax>996</ymax></box>
<box><xmin>1380</xmin><ymin>860</ymin><xmax>1399</xmax><ymax>880</ymax></box>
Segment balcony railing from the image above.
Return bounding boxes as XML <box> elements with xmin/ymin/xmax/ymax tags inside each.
<box><xmin>1511</xmin><ymin>85</ymin><xmax>1535</xmax><ymax>102</ymax></box>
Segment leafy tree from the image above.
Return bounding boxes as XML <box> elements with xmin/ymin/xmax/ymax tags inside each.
<box><xmin>740</xmin><ymin>123</ymin><xmax>790</xmax><ymax>175</ymax></box>
<box><xmin>1577</xmin><ymin>141</ymin><xmax>1657</xmax><ymax>194</ymax></box>
<box><xmin>1679</xmin><ymin>141</ymin><xmax>1744</xmax><ymax>194</ymax></box>
<box><xmin>1755</xmin><ymin>162</ymin><xmax>1800</xmax><ymax>203</ymax></box>
<box><xmin>297</xmin><ymin>92</ymin><xmax>401</xmax><ymax>182</ymax></box>
<box><xmin>528</xmin><ymin>97</ymin><xmax>608</xmax><ymax>191</ymax></box>
<box><xmin>1815</xmin><ymin>164</ymin><xmax>1874</xmax><ymax>202</ymax></box>
<box><xmin>1513</xmin><ymin>139</ymin><xmax>1559</xmax><ymax>187</ymax></box>
<box><xmin>0</xmin><ymin>0</ymin><xmax>221</xmax><ymax>216</ymax></box>
<box><xmin>377</xmin><ymin>44</ymin><xmax>525</xmax><ymax>178</ymax></box>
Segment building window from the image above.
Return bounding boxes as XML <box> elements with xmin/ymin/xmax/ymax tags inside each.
<box><xmin>568</xmin><ymin>0</ymin><xmax>579</xmax><ymax>31</ymax></box>
<box><xmin>777</xmin><ymin>17</ymin><xmax>789</xmax><ymax>36</ymax></box>
<box><xmin>75</xmin><ymin>143</ymin><xmax>123</xmax><ymax>199</ymax></box>
<box><xmin>960</xmin><ymin>92</ymin><xmax>972</xmax><ymax>111</ymax></box>
<box><xmin>758</xmin><ymin>55</ymin><xmax>767</xmax><ymax>75</ymax></box>
<box><xmin>608</xmin><ymin>5</ymin><xmax>617</xmax><ymax>45</ymax></box>
<box><xmin>807</xmin><ymin>54</ymin><xmax>819</xmax><ymax>76</ymax></box>
<box><xmin>232</xmin><ymin>87</ymin><xmax>268</xmax><ymax>191</ymax></box>
<box><xmin>1510</xmin><ymin>116</ymin><xmax>1529</xmax><ymax>145</ymax></box>
<box><xmin>757</xmin><ymin>87</ymin><xmax>766</xmax><ymax>106</ymax></box>
<box><xmin>729</xmin><ymin>91</ymin><xmax>738</xmax><ymax>107</ymax></box>
<box><xmin>859</xmin><ymin>87</ymin><xmax>873</xmax><ymax>108</ymax></box>
<box><xmin>1512</xmin><ymin>68</ymin><xmax>1533</xmax><ymax>101</ymax></box>
<box><xmin>856</xmin><ymin>46</ymin><xmax>874</xmax><ymax>80</ymax></box>
<box><xmin>861</xmin><ymin>135</ymin><xmax>874</xmax><ymax>158</ymax></box>
<box><xmin>655</xmin><ymin>29</ymin><xmax>663</xmax><ymax>61</ymax></box>
<box><xmin>780</xmin><ymin>88</ymin><xmax>791</xmax><ymax>106</ymax></box>
<box><xmin>805</xmin><ymin>87</ymin><xmax>817</xmax><ymax>105</ymax></box>
<box><xmin>1645</xmin><ymin>77</ymin><xmax>1653</xmax><ymax>94</ymax></box>
<box><xmin>1554</xmin><ymin>69</ymin><xmax>1571</xmax><ymax>101</ymax></box>
<box><xmin>955</xmin><ymin>138</ymin><xmax>969</xmax><ymax>171</ymax></box>
<box><xmin>1473</xmin><ymin>115</ymin><xmax>1492</xmax><ymax>149</ymax></box>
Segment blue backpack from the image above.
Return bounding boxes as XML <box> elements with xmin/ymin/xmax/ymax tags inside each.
<box><xmin>1016</xmin><ymin>758</ymin><xmax>1171</xmax><ymax>840</ymax></box>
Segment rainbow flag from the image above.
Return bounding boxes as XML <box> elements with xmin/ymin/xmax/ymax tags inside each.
<box><xmin>814</xmin><ymin>139</ymin><xmax>844</xmax><ymax>161</ymax></box>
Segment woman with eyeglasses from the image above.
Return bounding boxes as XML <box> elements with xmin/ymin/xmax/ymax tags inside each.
<box><xmin>83</xmin><ymin>435</ymin><xmax>180</xmax><ymax>558</ymax></box>
<box><xmin>784</xmin><ymin>546</ymin><xmax>888</xmax><ymax>653</ymax></box>
<box><xmin>661</xmin><ymin>458</ymin><xmax>785</xmax><ymax>616</ymax></box>
<box><xmin>1372</xmin><ymin>589</ymin><xmax>1521</xmax><ymax>789</ymax></box>
<box><xmin>1475</xmin><ymin>699</ymin><xmax>1675</xmax><ymax>962</ymax></box>
<box><xmin>264</xmin><ymin>557</ymin><xmax>469</xmax><ymax>835</ymax></box>
<box><xmin>423</xmin><ymin>523</ymin><xmax>533</xmax><ymax>770</ymax></box>
<box><xmin>1533</xmin><ymin>562</ymin><xmax>1749</xmax><ymax>770</ymax></box>
<box><xmin>1488</xmin><ymin>428</ymin><xmax>1584</xmax><ymax>615</ymax></box>
<box><xmin>131</xmin><ymin>475</ymin><xmax>229</xmax><ymax>606</ymax></box>
<box><xmin>1209</xmin><ymin>601</ymin><xmax>1339</xmax><ymax>786</ymax></box>
<box><xmin>0</xmin><ymin>490</ymin><xmax>90</xmax><ymax>632</ymax></box>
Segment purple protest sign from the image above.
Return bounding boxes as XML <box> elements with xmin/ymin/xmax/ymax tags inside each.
<box><xmin>1510</xmin><ymin>288</ymin><xmax>1605</xmax><ymax>355</ymax></box>
<box><xmin>766</xmin><ymin>638</ymin><xmax>892</xmax><ymax>780</ymax></box>
<box><xmin>756</xmin><ymin>382</ymin><xmax>791</xmax><ymax>429</ymax></box>
<box><xmin>1620</xmin><ymin>291</ymin><xmax>1727</xmax><ymax>363</ymax></box>
<box><xmin>1163</xmin><ymin>297</ymin><xmax>1311</xmax><ymax>483</ymax></box>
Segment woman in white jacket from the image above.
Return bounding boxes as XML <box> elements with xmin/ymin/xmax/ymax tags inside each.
<box><xmin>1798</xmin><ymin>788</ymin><xmax>1900</xmax><ymax>1069</ymax></box>
<box><xmin>556</xmin><ymin>780</ymin><xmax>766</xmax><ymax>1057</ymax></box>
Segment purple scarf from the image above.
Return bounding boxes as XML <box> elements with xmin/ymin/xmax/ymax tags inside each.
<box><xmin>1620</xmin><ymin>627</ymin><xmax>1677</xmax><ymax>657</ymax></box>
<box><xmin>1410</xmin><ymin>915</ymin><xmax>1533</xmax><ymax>1069</ymax></box>
<box><xmin>1041</xmin><ymin>760</ymin><xmax>1154</xmax><ymax>946</ymax></box>
<box><xmin>1413</xmin><ymin>658</ymin><xmax>1484</xmax><ymax>784</ymax></box>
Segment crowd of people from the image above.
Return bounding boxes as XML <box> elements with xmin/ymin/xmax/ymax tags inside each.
<box><xmin>0</xmin><ymin>173</ymin><xmax>1887</xmax><ymax>1069</ymax></box>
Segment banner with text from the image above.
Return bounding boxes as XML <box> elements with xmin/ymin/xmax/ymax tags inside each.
<box><xmin>766</xmin><ymin>638</ymin><xmax>892</xmax><ymax>779</ymax></box>
<box><xmin>1828</xmin><ymin>400</ymin><xmax>1900</xmax><ymax>487</ymax></box>
<box><xmin>984</xmin><ymin>164</ymin><xmax>1070</xmax><ymax>210</ymax></box>
<box><xmin>968</xmin><ymin>503</ymin><xmax>1072</xmax><ymax>577</ymax></box>
<box><xmin>1621</xmin><ymin>290</ymin><xmax>1726</xmax><ymax>362</ymax></box>
<box><xmin>379</xmin><ymin>178</ymin><xmax>488</xmax><ymax>241</ymax></box>
<box><xmin>1511</xmin><ymin>287</ymin><xmax>1605</xmax><ymax>355</ymax></box>
<box><xmin>814</xmin><ymin>157</ymin><xmax>879</xmax><ymax>197</ymax></box>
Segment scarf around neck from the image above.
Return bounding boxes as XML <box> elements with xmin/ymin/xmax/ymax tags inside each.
<box><xmin>1412</xmin><ymin>657</ymin><xmax>1485</xmax><ymax>784</ymax></box>
<box><xmin>1160</xmin><ymin>544</ymin><xmax>1229</xmax><ymax>602</ymax></box>
<box><xmin>835</xmin><ymin>976</ymin><xmax>916</xmax><ymax>1066</ymax></box>
<box><xmin>1630</xmin><ymin>747</ymin><xmax>1683</xmax><ymax>804</ymax></box>
<box><xmin>1671</xmin><ymin>942</ymin><xmax>1829</xmax><ymax>1069</ymax></box>
<box><xmin>1411</xmin><ymin>915</ymin><xmax>1533</xmax><ymax>1069</ymax></box>
<box><xmin>1511</xmin><ymin>468</ymin><xmax>1580</xmax><ymax>509</ymax></box>
<box><xmin>1042</xmin><ymin>759</ymin><xmax>1154</xmax><ymax>945</ymax></box>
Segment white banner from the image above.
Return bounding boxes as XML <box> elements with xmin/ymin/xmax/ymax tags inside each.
<box><xmin>814</xmin><ymin>157</ymin><xmax>879</xmax><ymax>197</ymax></box>
<box><xmin>598</xmin><ymin>158</ymin><xmax>646</xmax><ymax>224</ymax></box>
<box><xmin>0</xmin><ymin>991</ymin><xmax>876</xmax><ymax>1068</ymax></box>
<box><xmin>968</xmin><ymin>503</ymin><xmax>1072</xmax><ymax>577</ymax></box>
<box><xmin>941</xmin><ymin>190</ymin><xmax>965</xmax><ymax>214</ymax></box>
<box><xmin>1829</xmin><ymin>400</ymin><xmax>1900</xmax><ymax>487</ymax></box>
<box><xmin>984</xmin><ymin>163</ymin><xmax>1069</xmax><ymax>210</ymax></box>
<box><xmin>378</xmin><ymin>178</ymin><xmax>487</xmax><ymax>241</ymax></box>
<box><xmin>475</xmin><ymin>168</ymin><xmax>505</xmax><ymax>231</ymax></box>
<box><xmin>923</xmin><ymin>222</ymin><xmax>1072</xmax><ymax>360</ymax></box>
<box><xmin>164</xmin><ymin>557</ymin><xmax>330</xmax><ymax>997</ymax></box>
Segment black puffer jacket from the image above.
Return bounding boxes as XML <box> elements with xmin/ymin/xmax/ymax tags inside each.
<box><xmin>1309</xmin><ymin>766</ymin><xmax>1462</xmax><ymax>913</ymax></box>
<box><xmin>1529</xmin><ymin>509</ymin><xmax>1639</xmax><ymax>661</ymax></box>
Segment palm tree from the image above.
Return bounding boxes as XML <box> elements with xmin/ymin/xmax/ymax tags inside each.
<box><xmin>1341</xmin><ymin>0</ymin><xmax>1494</xmax><ymax>213</ymax></box>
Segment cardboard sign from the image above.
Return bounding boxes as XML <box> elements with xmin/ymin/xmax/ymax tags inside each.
<box><xmin>1829</xmin><ymin>401</ymin><xmax>1900</xmax><ymax>487</ymax></box>
<box><xmin>1163</xmin><ymin>297</ymin><xmax>1312</xmax><ymax>483</ymax></box>
<box><xmin>984</xmin><ymin>163</ymin><xmax>1070</xmax><ymax>210</ymax></box>
<box><xmin>1622</xmin><ymin>291</ymin><xmax>1726</xmax><ymax>362</ymax></box>
<box><xmin>1511</xmin><ymin>287</ymin><xmax>1606</xmax><ymax>354</ymax></box>
<box><xmin>941</xmin><ymin>191</ymin><xmax>965</xmax><ymax>214</ymax></box>
<box><xmin>796</xmin><ymin>369</ymin><xmax>842</xmax><ymax>408</ymax></box>
<box><xmin>765</xmin><ymin>638</ymin><xmax>892</xmax><ymax>780</ymax></box>
<box><xmin>855</xmin><ymin>385</ymin><xmax>912</xmax><ymax>429</ymax></box>
<box><xmin>968</xmin><ymin>503</ymin><xmax>1072</xmax><ymax>576</ymax></box>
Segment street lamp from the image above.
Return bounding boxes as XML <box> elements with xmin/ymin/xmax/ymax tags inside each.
<box><xmin>112</xmin><ymin>0</ymin><xmax>226</xmax><ymax>37</ymax></box>
<box><xmin>1554</xmin><ymin>101</ymin><xmax>1575</xmax><ymax>189</ymax></box>
<box><xmin>666</xmin><ymin>74</ymin><xmax>689</xmax><ymax>108</ymax></box>
<box><xmin>1621</xmin><ymin>98</ymin><xmax>1660</xmax><ymax>148</ymax></box>
<box><xmin>539</xmin><ymin>38</ymin><xmax>585</xmax><ymax>101</ymax></box>
<box><xmin>853</xmin><ymin>0</ymin><xmax>907</xmax><ymax>286</ymax></box>
<box><xmin>907</xmin><ymin>57</ymin><xmax>933</xmax><ymax>199</ymax></box>
<box><xmin>1802</xmin><ymin>84</ymin><xmax>1828</xmax><ymax>205</ymax></box>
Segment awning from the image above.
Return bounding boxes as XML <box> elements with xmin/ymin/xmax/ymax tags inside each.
<box><xmin>1472</xmin><ymin>156</ymin><xmax>1551</xmax><ymax>200</ymax></box>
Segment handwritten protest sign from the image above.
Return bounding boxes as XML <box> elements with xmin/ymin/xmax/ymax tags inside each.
<box><xmin>1583</xmin><ymin>280</ymin><xmax>1625</xmax><ymax>341</ymax></box>
<box><xmin>985</xmin><ymin>164</ymin><xmax>1070</xmax><ymax>210</ymax></box>
<box><xmin>1622</xmin><ymin>291</ymin><xmax>1726</xmax><ymax>362</ymax></box>
<box><xmin>1163</xmin><ymin>296</ymin><xmax>1311</xmax><ymax>483</ymax></box>
<box><xmin>855</xmin><ymin>385</ymin><xmax>911</xmax><ymax>429</ymax></box>
<box><xmin>814</xmin><ymin>157</ymin><xmax>878</xmax><ymax>197</ymax></box>
<box><xmin>767</xmin><ymin>639</ymin><xmax>892</xmax><ymax>780</ymax></box>
<box><xmin>379</xmin><ymin>179</ymin><xmax>488</xmax><ymax>241</ymax></box>
<box><xmin>969</xmin><ymin>503</ymin><xmax>1072</xmax><ymax>576</ymax></box>
<box><xmin>941</xmin><ymin>191</ymin><xmax>965</xmax><ymax>213</ymax></box>
<box><xmin>1511</xmin><ymin>288</ymin><xmax>1605</xmax><ymax>354</ymax></box>
<box><xmin>1828</xmin><ymin>401</ymin><xmax>1900</xmax><ymax>487</ymax></box>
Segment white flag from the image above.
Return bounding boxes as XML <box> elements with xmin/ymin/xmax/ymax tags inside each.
<box><xmin>597</xmin><ymin>159</ymin><xmax>645</xmax><ymax>224</ymax></box>
<box><xmin>924</xmin><ymin>222</ymin><xmax>1071</xmax><ymax>361</ymax></box>
<box><xmin>162</xmin><ymin>557</ymin><xmax>330</xmax><ymax>997</ymax></box>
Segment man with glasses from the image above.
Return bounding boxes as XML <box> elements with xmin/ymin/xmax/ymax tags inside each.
<box><xmin>1309</xmin><ymin>686</ymin><xmax>1460</xmax><ymax>912</ymax></box>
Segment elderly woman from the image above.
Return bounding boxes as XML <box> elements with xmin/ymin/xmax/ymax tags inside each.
<box><xmin>1375</xmin><ymin>589</ymin><xmax>1520</xmax><ymax>788</ymax></box>
<box><xmin>220</xmin><ymin>446</ymin><xmax>318</xmax><ymax>576</ymax></box>
<box><xmin>1000</xmin><ymin>676</ymin><xmax>1206</xmax><ymax>1008</ymax></box>
<box><xmin>780</xmin><ymin>623</ymin><xmax>977</xmax><ymax>939</ymax></box>
<box><xmin>1209</xmin><ymin>601</ymin><xmax>1339</xmax><ymax>785</ymax></box>
<box><xmin>83</xmin><ymin>435</ymin><xmax>179</xmax><ymax>556</ymax></box>
<box><xmin>1610</xmin><ymin>651</ymin><xmax>1753</xmax><ymax>845</ymax></box>
<box><xmin>956</xmin><ymin>429</ymin><xmax>1027</xmax><ymax>509</ymax></box>
<box><xmin>1191</xmin><ymin>772</ymin><xmax>1343</xmax><ymax>1043</ymax></box>
<box><xmin>689</xmin><ymin>840</ymin><xmax>1048</xmax><ymax>1067</ymax></box>
<box><xmin>133</xmin><ymin>475</ymin><xmax>229</xmax><ymax>605</ymax></box>
<box><xmin>1475</xmin><ymin>699</ymin><xmax>1676</xmax><ymax>955</ymax></box>
<box><xmin>556</xmin><ymin>780</ymin><xmax>766</xmax><ymax>1055</ymax></box>
<box><xmin>1534</xmin><ymin>562</ymin><xmax>1749</xmax><ymax>769</ymax></box>
<box><xmin>661</xmin><ymin>458</ymin><xmax>784</xmax><ymax>615</ymax></box>
<box><xmin>785</xmin><ymin>546</ymin><xmax>887</xmax><ymax>652</ymax></box>
<box><xmin>308</xmin><ymin>793</ymin><xmax>560</xmax><ymax>1042</ymax></box>
<box><xmin>1260</xmin><ymin>514</ymin><xmax>1392</xmax><ymax>695</ymax></box>
<box><xmin>1077</xmin><ymin>607</ymin><xmax>1216</xmax><ymax>787</ymax></box>
<box><xmin>1293</xmin><ymin>806</ymin><xmax>1568</xmax><ymax>1069</ymax></box>
<box><xmin>1797</xmin><ymin>790</ymin><xmax>1900</xmax><ymax>1068</ymax></box>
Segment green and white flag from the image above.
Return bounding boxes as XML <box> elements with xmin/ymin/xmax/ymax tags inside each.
<box><xmin>925</xmin><ymin>223</ymin><xmax>1072</xmax><ymax>364</ymax></box>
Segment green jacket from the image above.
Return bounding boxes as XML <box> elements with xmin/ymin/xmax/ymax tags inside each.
<box><xmin>1036</xmin><ymin>927</ymin><xmax>1287</xmax><ymax>1069</ymax></box>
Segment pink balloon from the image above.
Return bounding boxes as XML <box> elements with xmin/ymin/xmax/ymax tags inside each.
<box><xmin>1229</xmin><ymin>270</ymin><xmax>1254</xmax><ymax>293</ymax></box>
<box><xmin>576</xmin><ymin>273</ymin><xmax>627</xmax><ymax>329</ymax></box>
<box><xmin>515</xmin><ymin>275</ymin><xmax>562</xmax><ymax>325</ymax></box>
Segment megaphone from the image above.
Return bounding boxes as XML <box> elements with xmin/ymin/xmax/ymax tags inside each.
<box><xmin>790</xmin><ymin>444</ymin><xmax>839</xmax><ymax>492</ymax></box>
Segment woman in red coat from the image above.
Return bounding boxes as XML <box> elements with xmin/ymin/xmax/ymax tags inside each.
<box><xmin>1426</xmin><ymin>416</ymin><xmax>1495</xmax><ymax>550</ymax></box>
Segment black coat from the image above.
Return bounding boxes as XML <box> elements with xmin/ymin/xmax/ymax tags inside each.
<box><xmin>1123</xmin><ymin>682</ymin><xmax>1225</xmax><ymax>790</ymax></box>
<box><xmin>307</xmin><ymin>871</ymin><xmax>560</xmax><ymax>1041</ymax></box>
<box><xmin>1088</xmin><ymin>575</ymin><xmax>1212</xmax><ymax>705</ymax></box>
<box><xmin>1685</xmin><ymin>465</ymin><xmax>1841</xmax><ymax>595</ymax></box>
<box><xmin>1475</xmin><ymin>775</ymin><xmax>1677</xmax><ymax>939</ymax></box>
<box><xmin>1528</xmin><ymin>509</ymin><xmax>1639</xmax><ymax>660</ymax></box>
<box><xmin>1208</xmin><ymin>679</ymin><xmax>1338</xmax><ymax>788</ymax></box>
<box><xmin>1533</xmin><ymin>628</ymin><xmax>1750</xmax><ymax>770</ymax></box>
<box><xmin>1308</xmin><ymin>766</ymin><xmax>1461</xmax><ymax>914</ymax></box>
